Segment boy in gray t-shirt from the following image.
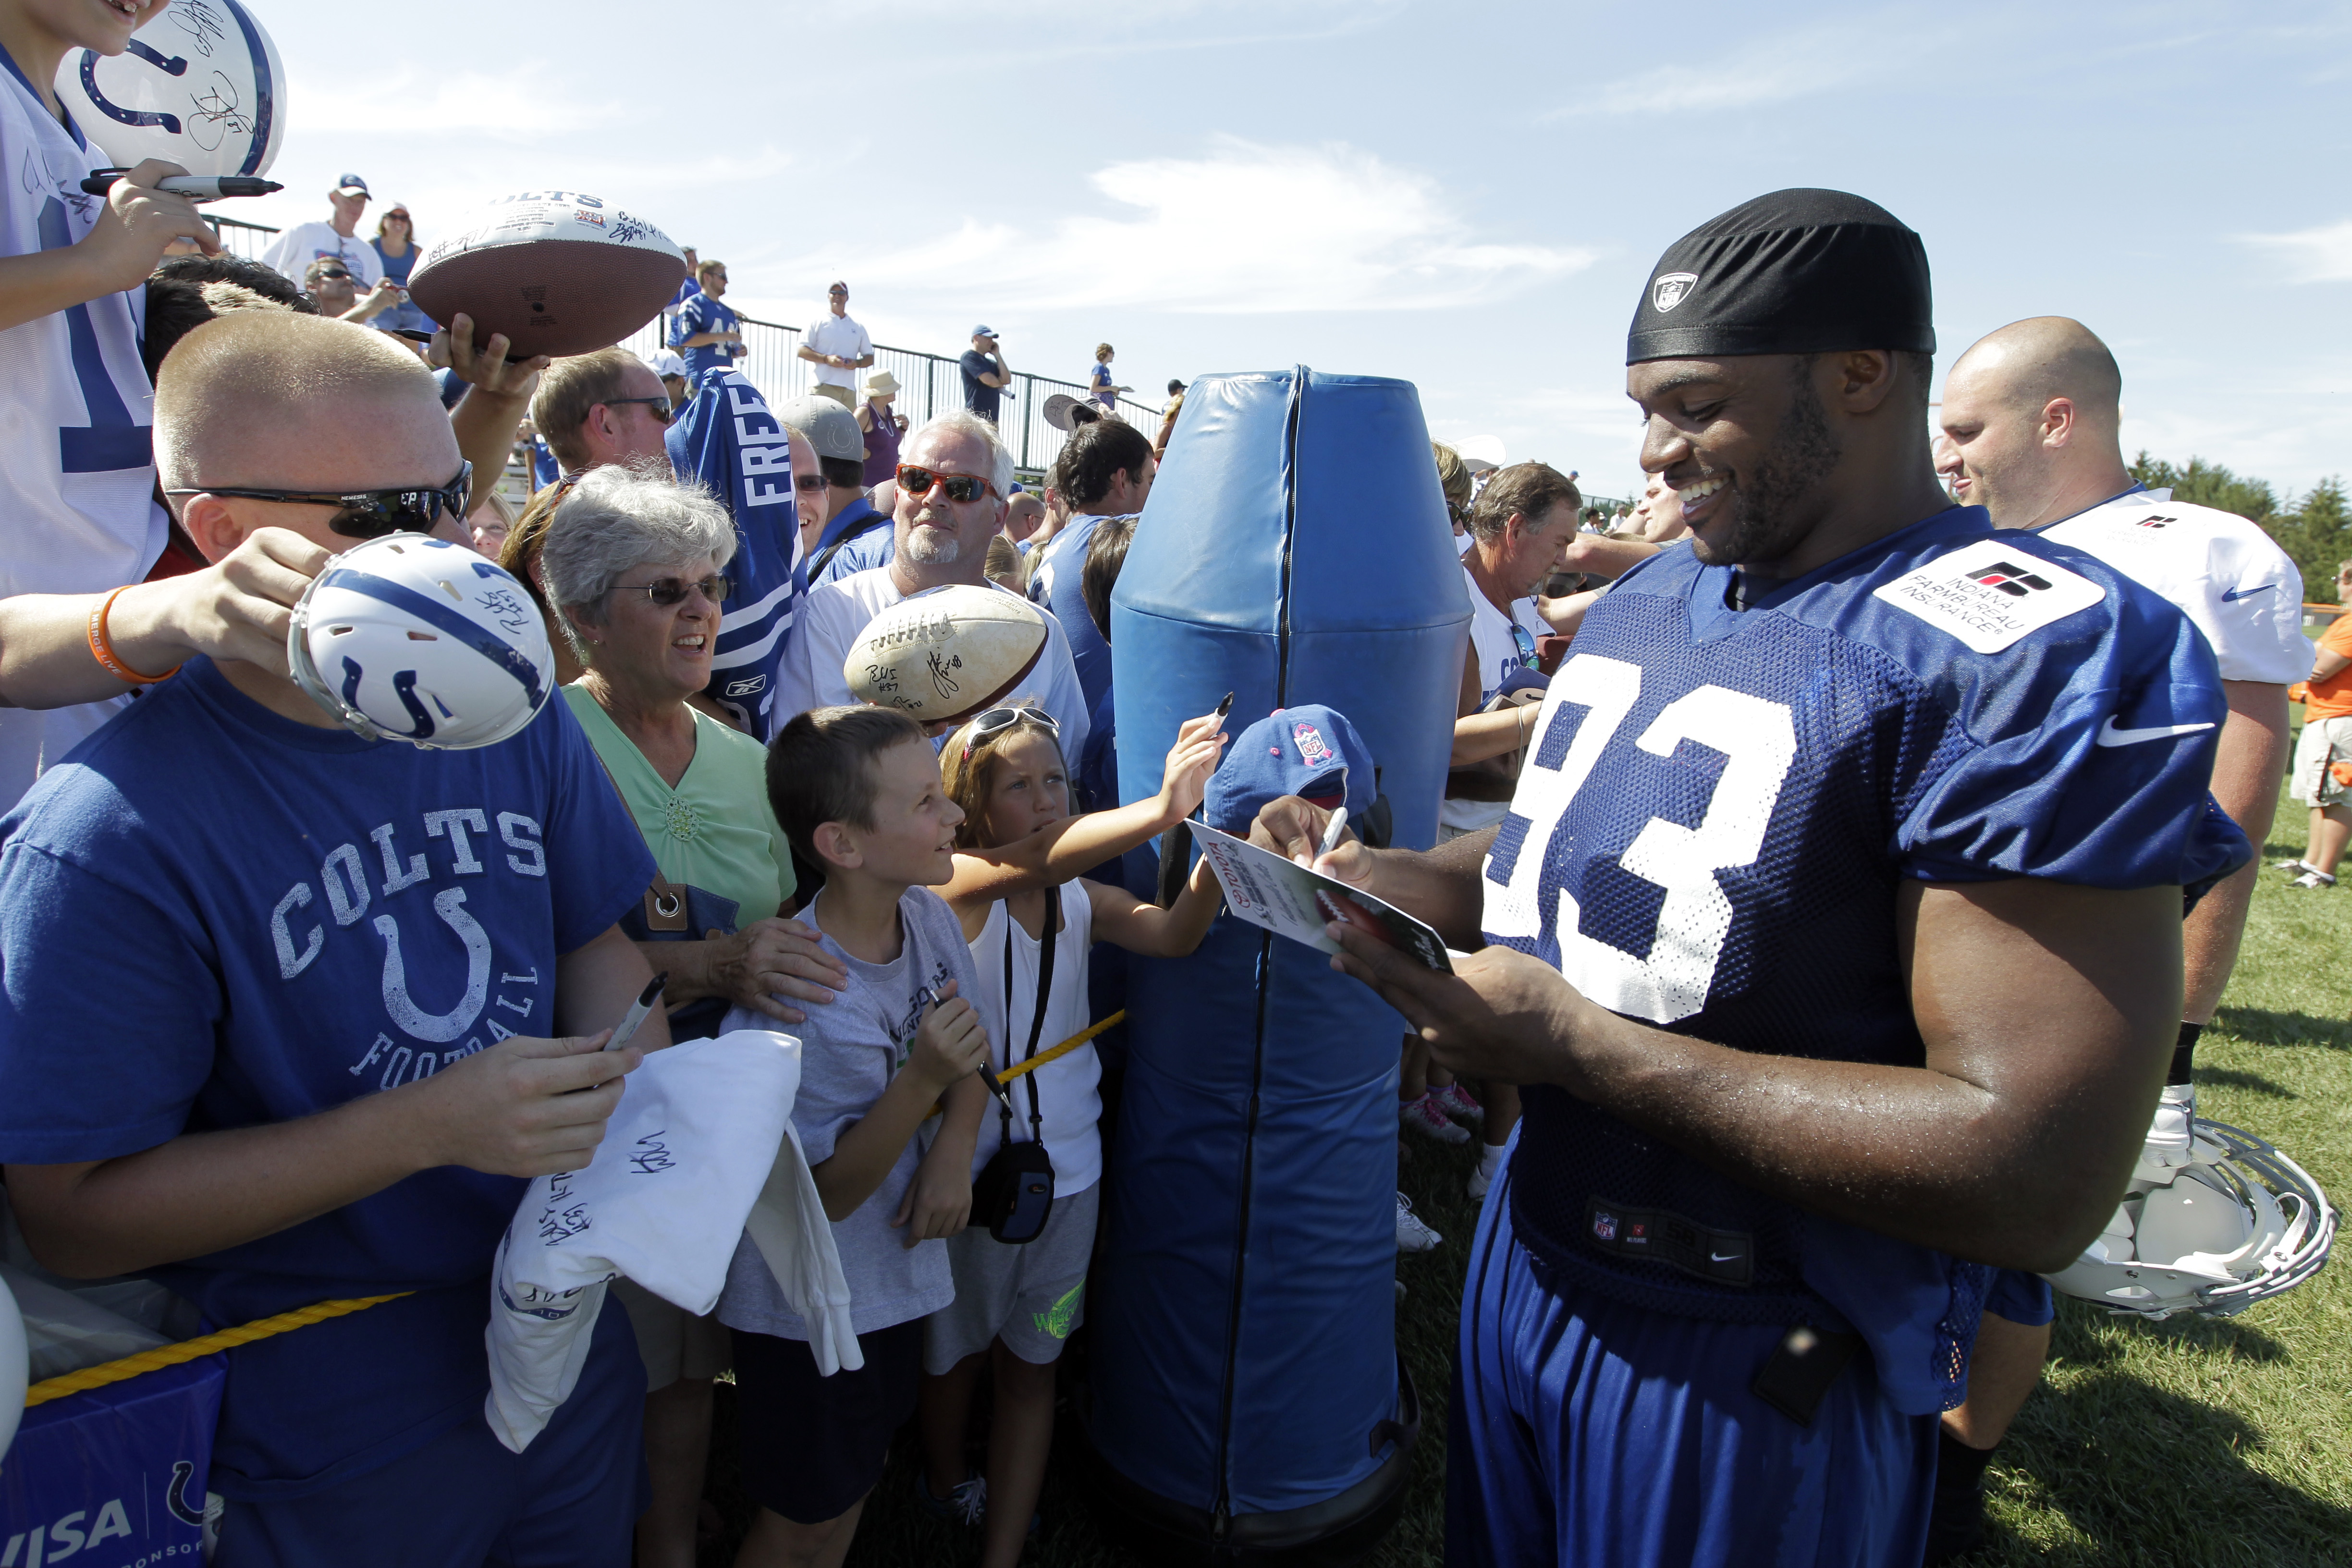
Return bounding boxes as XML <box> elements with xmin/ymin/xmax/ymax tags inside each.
<box><xmin>717</xmin><ymin>708</ymin><xmax>991</xmax><ymax>1557</ymax></box>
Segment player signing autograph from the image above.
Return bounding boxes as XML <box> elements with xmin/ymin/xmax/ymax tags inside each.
<box><xmin>1254</xmin><ymin>190</ymin><xmax>2250</xmax><ymax>1568</ymax></box>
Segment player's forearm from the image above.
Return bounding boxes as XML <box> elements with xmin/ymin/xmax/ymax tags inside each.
<box><xmin>1548</xmin><ymin>1012</ymin><xmax>2140</xmax><ymax>1271</ymax></box>
<box><xmin>795</xmin><ymin>345</ymin><xmax>824</xmax><ymax>363</ymax></box>
<box><xmin>449</xmin><ymin>388</ymin><xmax>532</xmax><ymax>502</ymax></box>
<box><xmin>812</xmin><ymin>1071</ymin><xmax>944</xmax><ymax>1222</ymax></box>
<box><xmin>3</xmin><ymin>1092</ymin><xmax>440</xmax><ymax>1278</ymax></box>
<box><xmin>0</xmin><ymin>245</ymin><xmax>121</xmax><ymax>334</ymax></box>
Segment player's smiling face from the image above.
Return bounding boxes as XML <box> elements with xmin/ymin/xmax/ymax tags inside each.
<box><xmin>1628</xmin><ymin>354</ymin><xmax>1840</xmax><ymax>571</ymax></box>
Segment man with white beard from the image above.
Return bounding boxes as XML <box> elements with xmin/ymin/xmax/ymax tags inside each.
<box><xmin>770</xmin><ymin>411</ymin><xmax>1090</xmax><ymax>750</ymax></box>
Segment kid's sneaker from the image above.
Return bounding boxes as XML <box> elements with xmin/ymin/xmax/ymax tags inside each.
<box><xmin>1396</xmin><ymin>1193</ymin><xmax>1443</xmax><ymax>1253</ymax></box>
<box><xmin>1430</xmin><ymin>1082</ymin><xmax>1485</xmax><ymax>1127</ymax></box>
<box><xmin>1400</xmin><ymin>1092</ymin><xmax>1470</xmax><ymax>1145</ymax></box>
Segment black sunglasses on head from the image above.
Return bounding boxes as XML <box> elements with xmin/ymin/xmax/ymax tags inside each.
<box><xmin>166</xmin><ymin>461</ymin><xmax>473</xmax><ymax>540</ymax></box>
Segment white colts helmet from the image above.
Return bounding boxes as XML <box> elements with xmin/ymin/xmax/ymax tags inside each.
<box><xmin>2045</xmin><ymin>1118</ymin><xmax>2336</xmax><ymax>1321</ymax></box>
<box><xmin>288</xmin><ymin>534</ymin><xmax>554</xmax><ymax>749</ymax></box>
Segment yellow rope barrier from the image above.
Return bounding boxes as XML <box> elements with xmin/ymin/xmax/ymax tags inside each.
<box><xmin>24</xmin><ymin>1292</ymin><xmax>414</xmax><ymax>1408</ymax></box>
<box><xmin>996</xmin><ymin>1009</ymin><xmax>1125</xmax><ymax>1083</ymax></box>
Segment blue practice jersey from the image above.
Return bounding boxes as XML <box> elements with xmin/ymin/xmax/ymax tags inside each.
<box><xmin>667</xmin><ymin>367</ymin><xmax>802</xmax><ymax>739</ymax></box>
<box><xmin>669</xmin><ymin>291</ymin><xmax>740</xmax><ymax>380</ymax></box>
<box><xmin>1483</xmin><ymin>505</ymin><xmax>2247</xmax><ymax>1415</ymax></box>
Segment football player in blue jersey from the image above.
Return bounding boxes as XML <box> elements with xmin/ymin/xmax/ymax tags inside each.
<box><xmin>1250</xmin><ymin>190</ymin><xmax>2250</xmax><ymax>1568</ymax></box>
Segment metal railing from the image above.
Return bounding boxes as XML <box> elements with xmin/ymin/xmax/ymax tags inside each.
<box><xmin>208</xmin><ymin>213</ymin><xmax>278</xmax><ymax>261</ymax></box>
<box><xmin>619</xmin><ymin>314</ymin><xmax>1163</xmax><ymax>474</ymax></box>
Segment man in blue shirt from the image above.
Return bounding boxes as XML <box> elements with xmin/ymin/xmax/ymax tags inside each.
<box><xmin>670</xmin><ymin>258</ymin><xmax>743</xmax><ymax>380</ymax></box>
<box><xmin>1253</xmin><ymin>190</ymin><xmax>2247</xmax><ymax>1568</ymax></box>
<box><xmin>960</xmin><ymin>325</ymin><xmax>1012</xmax><ymax>425</ymax></box>
<box><xmin>0</xmin><ymin>311</ymin><xmax>668</xmax><ymax>1568</ymax></box>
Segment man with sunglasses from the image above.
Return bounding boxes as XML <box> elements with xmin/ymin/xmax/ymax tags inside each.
<box><xmin>0</xmin><ymin>310</ymin><xmax>668</xmax><ymax>1567</ymax></box>
<box><xmin>773</xmin><ymin>411</ymin><xmax>1091</xmax><ymax>755</ymax></box>
<box><xmin>531</xmin><ymin>348</ymin><xmax>682</xmax><ymax>478</ymax></box>
<box><xmin>304</xmin><ymin>255</ymin><xmax>403</xmax><ymax>327</ymax></box>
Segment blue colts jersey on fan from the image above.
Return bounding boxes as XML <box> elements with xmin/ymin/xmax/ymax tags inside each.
<box><xmin>669</xmin><ymin>292</ymin><xmax>740</xmax><ymax>380</ymax></box>
<box><xmin>668</xmin><ymin>367</ymin><xmax>803</xmax><ymax>740</ymax></box>
<box><xmin>1482</xmin><ymin>505</ymin><xmax>2248</xmax><ymax>1416</ymax></box>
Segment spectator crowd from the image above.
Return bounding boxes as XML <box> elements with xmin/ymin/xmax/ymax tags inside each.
<box><xmin>0</xmin><ymin>12</ymin><xmax>2341</xmax><ymax>1568</ymax></box>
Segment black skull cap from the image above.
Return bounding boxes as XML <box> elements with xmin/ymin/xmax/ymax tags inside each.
<box><xmin>1626</xmin><ymin>188</ymin><xmax>1934</xmax><ymax>365</ymax></box>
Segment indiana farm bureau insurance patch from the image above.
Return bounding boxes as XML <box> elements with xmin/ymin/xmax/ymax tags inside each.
<box><xmin>1871</xmin><ymin>538</ymin><xmax>2105</xmax><ymax>653</ymax></box>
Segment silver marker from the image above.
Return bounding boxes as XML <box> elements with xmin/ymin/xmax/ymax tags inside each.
<box><xmin>1313</xmin><ymin>807</ymin><xmax>1349</xmax><ymax>865</ymax></box>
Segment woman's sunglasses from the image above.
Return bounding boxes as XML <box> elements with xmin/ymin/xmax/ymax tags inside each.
<box><xmin>608</xmin><ymin>574</ymin><xmax>731</xmax><ymax>607</ymax></box>
<box><xmin>897</xmin><ymin>464</ymin><xmax>996</xmax><ymax>504</ymax></box>
<box><xmin>167</xmin><ymin>461</ymin><xmax>473</xmax><ymax>540</ymax></box>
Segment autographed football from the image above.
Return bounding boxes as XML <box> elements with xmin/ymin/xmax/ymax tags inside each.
<box><xmin>407</xmin><ymin>191</ymin><xmax>684</xmax><ymax>358</ymax></box>
<box><xmin>844</xmin><ymin>585</ymin><xmax>1048</xmax><ymax>724</ymax></box>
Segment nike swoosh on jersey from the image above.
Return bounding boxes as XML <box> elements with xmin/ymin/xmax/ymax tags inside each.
<box><xmin>2220</xmin><ymin>583</ymin><xmax>2278</xmax><ymax>602</ymax></box>
<box><xmin>2096</xmin><ymin>717</ymin><xmax>2217</xmax><ymax>747</ymax></box>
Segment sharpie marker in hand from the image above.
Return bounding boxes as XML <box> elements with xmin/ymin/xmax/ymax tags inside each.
<box><xmin>78</xmin><ymin>170</ymin><xmax>283</xmax><ymax>200</ymax></box>
<box><xmin>606</xmin><ymin>973</ymin><xmax>667</xmax><ymax>1052</ymax></box>
<box><xmin>1211</xmin><ymin>690</ymin><xmax>1235</xmax><ymax>735</ymax></box>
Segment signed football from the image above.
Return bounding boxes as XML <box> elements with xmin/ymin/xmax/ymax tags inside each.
<box><xmin>407</xmin><ymin>191</ymin><xmax>684</xmax><ymax>358</ymax></box>
<box><xmin>844</xmin><ymin>585</ymin><xmax>1048</xmax><ymax>724</ymax></box>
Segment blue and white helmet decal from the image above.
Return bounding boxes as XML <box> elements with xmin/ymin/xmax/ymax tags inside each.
<box><xmin>58</xmin><ymin>0</ymin><xmax>286</xmax><ymax>178</ymax></box>
<box><xmin>287</xmin><ymin>534</ymin><xmax>554</xmax><ymax>750</ymax></box>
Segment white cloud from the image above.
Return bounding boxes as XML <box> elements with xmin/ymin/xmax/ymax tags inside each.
<box><xmin>791</xmin><ymin>137</ymin><xmax>1592</xmax><ymax>317</ymax></box>
<box><xmin>290</xmin><ymin>68</ymin><xmax>602</xmax><ymax>137</ymax></box>
<box><xmin>2239</xmin><ymin>219</ymin><xmax>2352</xmax><ymax>283</ymax></box>
<box><xmin>1545</xmin><ymin>15</ymin><xmax>1951</xmax><ymax>120</ymax></box>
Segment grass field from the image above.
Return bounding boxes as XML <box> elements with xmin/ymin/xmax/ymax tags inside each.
<box><xmin>700</xmin><ymin>764</ymin><xmax>2352</xmax><ymax>1567</ymax></box>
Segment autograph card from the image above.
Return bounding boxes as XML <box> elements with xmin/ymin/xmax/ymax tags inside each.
<box><xmin>1188</xmin><ymin>821</ymin><xmax>1453</xmax><ymax>973</ymax></box>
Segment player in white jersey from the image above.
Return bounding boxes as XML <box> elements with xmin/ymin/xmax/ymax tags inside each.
<box><xmin>0</xmin><ymin>0</ymin><xmax>220</xmax><ymax>805</ymax></box>
<box><xmin>1927</xmin><ymin>315</ymin><xmax>2313</xmax><ymax>1561</ymax></box>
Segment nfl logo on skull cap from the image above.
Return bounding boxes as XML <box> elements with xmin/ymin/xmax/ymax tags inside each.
<box><xmin>1592</xmin><ymin>1209</ymin><xmax>1618</xmax><ymax>1242</ymax></box>
<box><xmin>1294</xmin><ymin>722</ymin><xmax>1335</xmax><ymax>767</ymax></box>
<box><xmin>1652</xmin><ymin>271</ymin><xmax>1699</xmax><ymax>312</ymax></box>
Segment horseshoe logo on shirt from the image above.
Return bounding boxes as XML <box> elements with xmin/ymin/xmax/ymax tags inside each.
<box><xmin>373</xmin><ymin>888</ymin><xmax>491</xmax><ymax>1042</ymax></box>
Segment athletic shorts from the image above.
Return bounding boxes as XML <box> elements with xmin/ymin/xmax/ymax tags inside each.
<box><xmin>613</xmin><ymin>1278</ymin><xmax>731</xmax><ymax>1391</ymax></box>
<box><xmin>734</xmin><ymin>1318</ymin><xmax>922</xmax><ymax>1525</ymax></box>
<box><xmin>1447</xmin><ymin>1141</ymin><xmax>1936</xmax><ymax>1568</ymax></box>
<box><xmin>1982</xmin><ymin>1266</ymin><xmax>2056</xmax><ymax>1328</ymax></box>
<box><xmin>214</xmin><ymin>1293</ymin><xmax>646</xmax><ymax>1568</ymax></box>
<box><xmin>924</xmin><ymin>1183</ymin><xmax>1100</xmax><ymax>1373</ymax></box>
<box><xmin>2290</xmin><ymin>714</ymin><xmax>2352</xmax><ymax>807</ymax></box>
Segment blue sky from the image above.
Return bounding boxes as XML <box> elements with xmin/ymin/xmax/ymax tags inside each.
<box><xmin>207</xmin><ymin>0</ymin><xmax>2351</xmax><ymax>502</ymax></box>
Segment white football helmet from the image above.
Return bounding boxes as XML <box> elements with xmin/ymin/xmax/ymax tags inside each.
<box><xmin>2045</xmin><ymin>1118</ymin><xmax>2335</xmax><ymax>1321</ymax></box>
<box><xmin>288</xmin><ymin>534</ymin><xmax>554</xmax><ymax>750</ymax></box>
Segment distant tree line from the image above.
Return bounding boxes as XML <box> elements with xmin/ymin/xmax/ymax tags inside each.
<box><xmin>2129</xmin><ymin>453</ymin><xmax>2349</xmax><ymax>600</ymax></box>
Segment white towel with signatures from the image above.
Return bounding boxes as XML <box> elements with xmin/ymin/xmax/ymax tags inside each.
<box><xmin>485</xmin><ymin>1028</ymin><xmax>856</xmax><ymax>1451</ymax></box>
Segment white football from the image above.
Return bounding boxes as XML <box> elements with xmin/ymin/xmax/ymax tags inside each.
<box><xmin>845</xmin><ymin>585</ymin><xmax>1048</xmax><ymax>723</ymax></box>
<box><xmin>57</xmin><ymin>0</ymin><xmax>286</xmax><ymax>177</ymax></box>
<box><xmin>407</xmin><ymin>191</ymin><xmax>685</xmax><ymax>358</ymax></box>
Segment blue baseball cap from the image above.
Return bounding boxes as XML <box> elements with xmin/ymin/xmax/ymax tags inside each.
<box><xmin>971</xmin><ymin>325</ymin><xmax>996</xmax><ymax>339</ymax></box>
<box><xmin>1204</xmin><ymin>705</ymin><xmax>1376</xmax><ymax>836</ymax></box>
<box><xmin>335</xmin><ymin>173</ymin><xmax>370</xmax><ymax>196</ymax></box>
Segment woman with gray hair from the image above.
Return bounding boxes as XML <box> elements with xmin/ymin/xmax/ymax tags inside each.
<box><xmin>541</xmin><ymin>463</ymin><xmax>850</xmax><ymax>1568</ymax></box>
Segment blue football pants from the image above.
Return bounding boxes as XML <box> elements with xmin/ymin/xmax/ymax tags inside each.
<box><xmin>1447</xmin><ymin>1157</ymin><xmax>1936</xmax><ymax>1567</ymax></box>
